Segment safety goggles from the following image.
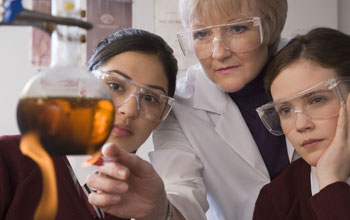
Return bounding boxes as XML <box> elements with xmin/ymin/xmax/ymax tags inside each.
<box><xmin>92</xmin><ymin>70</ymin><xmax>174</xmax><ymax>122</ymax></box>
<box><xmin>256</xmin><ymin>77</ymin><xmax>350</xmax><ymax>136</ymax></box>
<box><xmin>177</xmin><ymin>17</ymin><xmax>263</xmax><ymax>59</ymax></box>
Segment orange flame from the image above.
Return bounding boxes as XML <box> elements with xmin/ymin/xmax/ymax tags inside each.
<box><xmin>20</xmin><ymin>132</ymin><xmax>58</xmax><ymax>220</ymax></box>
<box><xmin>82</xmin><ymin>151</ymin><xmax>103</xmax><ymax>167</ymax></box>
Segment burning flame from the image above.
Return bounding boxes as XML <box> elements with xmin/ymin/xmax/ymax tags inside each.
<box><xmin>82</xmin><ymin>150</ymin><xmax>119</xmax><ymax>167</ymax></box>
<box><xmin>82</xmin><ymin>151</ymin><xmax>103</xmax><ymax>167</ymax></box>
<box><xmin>20</xmin><ymin>132</ymin><xmax>58</xmax><ymax>220</ymax></box>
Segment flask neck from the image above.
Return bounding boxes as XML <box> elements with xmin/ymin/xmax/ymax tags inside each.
<box><xmin>50</xmin><ymin>27</ymin><xmax>83</xmax><ymax>67</ymax></box>
<box><xmin>50</xmin><ymin>0</ymin><xmax>85</xmax><ymax>68</ymax></box>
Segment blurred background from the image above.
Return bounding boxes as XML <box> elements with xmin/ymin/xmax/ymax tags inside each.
<box><xmin>1</xmin><ymin>0</ymin><xmax>349</xmax><ymax>166</ymax></box>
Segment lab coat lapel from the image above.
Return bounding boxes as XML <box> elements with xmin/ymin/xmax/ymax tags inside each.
<box><xmin>192</xmin><ymin>65</ymin><xmax>227</xmax><ymax>113</ymax></box>
<box><xmin>215</xmin><ymin>101</ymin><xmax>270</xmax><ymax>179</ymax></box>
<box><xmin>193</xmin><ymin>69</ymin><xmax>270</xmax><ymax>180</ymax></box>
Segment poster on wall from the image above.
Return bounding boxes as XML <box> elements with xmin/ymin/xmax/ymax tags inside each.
<box><xmin>154</xmin><ymin>0</ymin><xmax>197</xmax><ymax>72</ymax></box>
<box><xmin>31</xmin><ymin>0</ymin><xmax>132</xmax><ymax>67</ymax></box>
<box><xmin>86</xmin><ymin>0</ymin><xmax>131</xmax><ymax>59</ymax></box>
<box><xmin>32</xmin><ymin>0</ymin><xmax>51</xmax><ymax>67</ymax></box>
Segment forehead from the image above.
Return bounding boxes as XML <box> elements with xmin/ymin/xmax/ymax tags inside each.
<box><xmin>270</xmin><ymin>59</ymin><xmax>336</xmax><ymax>101</ymax></box>
<box><xmin>98</xmin><ymin>51</ymin><xmax>168</xmax><ymax>92</ymax></box>
<box><xmin>190</xmin><ymin>0</ymin><xmax>259</xmax><ymax>27</ymax></box>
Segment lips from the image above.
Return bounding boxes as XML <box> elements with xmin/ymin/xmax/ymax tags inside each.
<box><xmin>112</xmin><ymin>124</ymin><xmax>132</xmax><ymax>137</ymax></box>
<box><xmin>215</xmin><ymin>65</ymin><xmax>239</xmax><ymax>75</ymax></box>
<box><xmin>301</xmin><ymin>139</ymin><xmax>323</xmax><ymax>149</ymax></box>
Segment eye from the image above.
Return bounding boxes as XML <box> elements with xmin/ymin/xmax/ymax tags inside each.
<box><xmin>107</xmin><ymin>82</ymin><xmax>123</xmax><ymax>91</ymax></box>
<box><xmin>192</xmin><ymin>30</ymin><xmax>211</xmax><ymax>40</ymax></box>
<box><xmin>310</xmin><ymin>96</ymin><xmax>327</xmax><ymax>105</ymax></box>
<box><xmin>143</xmin><ymin>94</ymin><xmax>160</xmax><ymax>104</ymax></box>
<box><xmin>277</xmin><ymin>106</ymin><xmax>292</xmax><ymax>117</ymax></box>
<box><xmin>227</xmin><ymin>25</ymin><xmax>247</xmax><ymax>34</ymax></box>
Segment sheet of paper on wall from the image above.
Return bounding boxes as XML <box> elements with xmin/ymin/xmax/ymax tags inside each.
<box><xmin>31</xmin><ymin>0</ymin><xmax>51</xmax><ymax>67</ymax></box>
<box><xmin>154</xmin><ymin>0</ymin><xmax>197</xmax><ymax>73</ymax></box>
<box><xmin>86</xmin><ymin>0</ymin><xmax>131</xmax><ymax>60</ymax></box>
<box><xmin>31</xmin><ymin>0</ymin><xmax>132</xmax><ymax>67</ymax></box>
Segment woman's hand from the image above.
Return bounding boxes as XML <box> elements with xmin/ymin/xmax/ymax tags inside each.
<box><xmin>316</xmin><ymin>95</ymin><xmax>350</xmax><ymax>190</ymax></box>
<box><xmin>86</xmin><ymin>143</ymin><xmax>168</xmax><ymax>220</ymax></box>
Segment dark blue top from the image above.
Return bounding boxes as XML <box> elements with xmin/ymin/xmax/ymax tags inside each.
<box><xmin>228</xmin><ymin>70</ymin><xmax>289</xmax><ymax>179</ymax></box>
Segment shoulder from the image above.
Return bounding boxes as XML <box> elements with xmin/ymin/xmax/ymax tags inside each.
<box><xmin>254</xmin><ymin>159</ymin><xmax>311</xmax><ymax>219</ymax></box>
<box><xmin>173</xmin><ymin>64</ymin><xmax>228</xmax><ymax>112</ymax></box>
<box><xmin>0</xmin><ymin>135</ymin><xmax>24</xmax><ymax>163</ymax></box>
<box><xmin>175</xmin><ymin>63</ymin><xmax>203</xmax><ymax>98</ymax></box>
<box><xmin>0</xmin><ymin>135</ymin><xmax>39</xmax><ymax>182</ymax></box>
<box><xmin>0</xmin><ymin>135</ymin><xmax>21</xmax><ymax>147</ymax></box>
<box><xmin>278</xmin><ymin>158</ymin><xmax>310</xmax><ymax>182</ymax></box>
<box><xmin>0</xmin><ymin>135</ymin><xmax>40</xmax><ymax>216</ymax></box>
<box><xmin>258</xmin><ymin>159</ymin><xmax>310</xmax><ymax>202</ymax></box>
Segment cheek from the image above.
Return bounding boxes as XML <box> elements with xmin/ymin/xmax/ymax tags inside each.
<box><xmin>324</xmin><ymin>117</ymin><xmax>339</xmax><ymax>142</ymax></box>
<box><xmin>246</xmin><ymin>46</ymin><xmax>268</xmax><ymax>75</ymax></box>
<box><xmin>198</xmin><ymin>58</ymin><xmax>212</xmax><ymax>76</ymax></box>
<box><xmin>133</xmin><ymin>119</ymin><xmax>159</xmax><ymax>145</ymax></box>
<box><xmin>286</xmin><ymin>117</ymin><xmax>339</xmax><ymax>157</ymax></box>
<box><xmin>198</xmin><ymin>46</ymin><xmax>268</xmax><ymax>92</ymax></box>
<box><xmin>285</xmin><ymin>131</ymin><xmax>298</xmax><ymax>151</ymax></box>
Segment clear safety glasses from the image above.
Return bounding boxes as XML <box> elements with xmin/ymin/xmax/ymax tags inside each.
<box><xmin>177</xmin><ymin>17</ymin><xmax>263</xmax><ymax>59</ymax></box>
<box><xmin>92</xmin><ymin>70</ymin><xmax>175</xmax><ymax>122</ymax></box>
<box><xmin>256</xmin><ymin>77</ymin><xmax>350</xmax><ymax>136</ymax></box>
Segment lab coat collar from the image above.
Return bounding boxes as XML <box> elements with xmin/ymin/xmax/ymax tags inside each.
<box><xmin>193</xmin><ymin>64</ymin><xmax>228</xmax><ymax>114</ymax></box>
<box><xmin>192</xmin><ymin>66</ymin><xmax>270</xmax><ymax>180</ymax></box>
<box><xmin>215</xmin><ymin>99</ymin><xmax>270</xmax><ymax>179</ymax></box>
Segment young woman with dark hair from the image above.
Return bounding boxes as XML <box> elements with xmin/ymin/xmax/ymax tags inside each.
<box><xmin>0</xmin><ymin>28</ymin><xmax>177</xmax><ymax>220</ymax></box>
<box><xmin>254</xmin><ymin>27</ymin><xmax>350</xmax><ymax>220</ymax></box>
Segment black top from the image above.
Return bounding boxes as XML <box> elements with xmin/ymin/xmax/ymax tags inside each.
<box><xmin>0</xmin><ymin>135</ymin><xmax>127</xmax><ymax>220</ymax></box>
<box><xmin>254</xmin><ymin>158</ymin><xmax>350</xmax><ymax>220</ymax></box>
<box><xmin>228</xmin><ymin>70</ymin><xmax>289</xmax><ymax>179</ymax></box>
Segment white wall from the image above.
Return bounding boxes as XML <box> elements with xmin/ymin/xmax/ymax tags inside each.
<box><xmin>283</xmin><ymin>0</ymin><xmax>338</xmax><ymax>37</ymax></box>
<box><xmin>339</xmin><ymin>0</ymin><xmax>350</xmax><ymax>34</ymax></box>
<box><xmin>1</xmin><ymin>0</ymin><xmax>349</xmax><ymax>157</ymax></box>
<box><xmin>132</xmin><ymin>0</ymin><xmax>154</xmax><ymax>32</ymax></box>
<box><xmin>0</xmin><ymin>27</ymin><xmax>37</xmax><ymax>135</ymax></box>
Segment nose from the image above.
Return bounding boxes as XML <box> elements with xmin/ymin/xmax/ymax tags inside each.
<box><xmin>294</xmin><ymin>111</ymin><xmax>314</xmax><ymax>132</ymax></box>
<box><xmin>211</xmin><ymin>37</ymin><xmax>231</xmax><ymax>59</ymax></box>
<box><xmin>117</xmin><ymin>95</ymin><xmax>139</xmax><ymax>119</ymax></box>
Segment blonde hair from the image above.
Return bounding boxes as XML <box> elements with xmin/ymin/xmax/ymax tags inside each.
<box><xmin>179</xmin><ymin>0</ymin><xmax>288</xmax><ymax>56</ymax></box>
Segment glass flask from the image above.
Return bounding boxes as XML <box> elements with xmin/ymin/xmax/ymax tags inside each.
<box><xmin>14</xmin><ymin>2</ymin><xmax>113</xmax><ymax>219</ymax></box>
<box><xmin>16</xmin><ymin>65</ymin><xmax>115</xmax><ymax>155</ymax></box>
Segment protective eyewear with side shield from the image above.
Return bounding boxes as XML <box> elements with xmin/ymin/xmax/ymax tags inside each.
<box><xmin>177</xmin><ymin>17</ymin><xmax>263</xmax><ymax>59</ymax></box>
<box><xmin>256</xmin><ymin>77</ymin><xmax>350</xmax><ymax>136</ymax></box>
<box><xmin>92</xmin><ymin>70</ymin><xmax>174</xmax><ymax>122</ymax></box>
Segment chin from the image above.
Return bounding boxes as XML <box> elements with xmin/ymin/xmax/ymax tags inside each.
<box><xmin>304</xmin><ymin>154</ymin><xmax>322</xmax><ymax>167</ymax></box>
<box><xmin>218</xmin><ymin>81</ymin><xmax>245</xmax><ymax>93</ymax></box>
<box><xmin>307</xmin><ymin>160</ymin><xmax>318</xmax><ymax>167</ymax></box>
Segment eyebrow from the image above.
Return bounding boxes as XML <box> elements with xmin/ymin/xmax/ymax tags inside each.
<box><xmin>107</xmin><ymin>69</ymin><xmax>168</xmax><ymax>94</ymax></box>
<box><xmin>299</xmin><ymin>89</ymin><xmax>331</xmax><ymax>100</ymax></box>
<box><xmin>191</xmin><ymin>17</ymin><xmax>246</xmax><ymax>28</ymax></box>
<box><xmin>275</xmin><ymin>89</ymin><xmax>332</xmax><ymax>106</ymax></box>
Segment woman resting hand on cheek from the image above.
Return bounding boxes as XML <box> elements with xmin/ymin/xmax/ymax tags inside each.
<box><xmin>254</xmin><ymin>27</ymin><xmax>350</xmax><ymax>220</ymax></box>
<box><xmin>86</xmin><ymin>28</ymin><xmax>180</xmax><ymax>220</ymax></box>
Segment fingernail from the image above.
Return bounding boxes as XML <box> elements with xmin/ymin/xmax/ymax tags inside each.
<box><xmin>102</xmin><ymin>142</ymin><xmax>113</xmax><ymax>156</ymax></box>
<box><xmin>118</xmin><ymin>169</ymin><xmax>126</xmax><ymax>178</ymax></box>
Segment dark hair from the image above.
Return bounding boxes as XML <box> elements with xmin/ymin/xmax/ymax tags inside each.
<box><xmin>264</xmin><ymin>27</ymin><xmax>350</xmax><ymax>97</ymax></box>
<box><xmin>88</xmin><ymin>28</ymin><xmax>178</xmax><ymax>97</ymax></box>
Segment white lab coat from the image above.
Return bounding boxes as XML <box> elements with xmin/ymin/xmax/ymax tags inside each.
<box><xmin>150</xmin><ymin>64</ymin><xmax>296</xmax><ymax>220</ymax></box>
